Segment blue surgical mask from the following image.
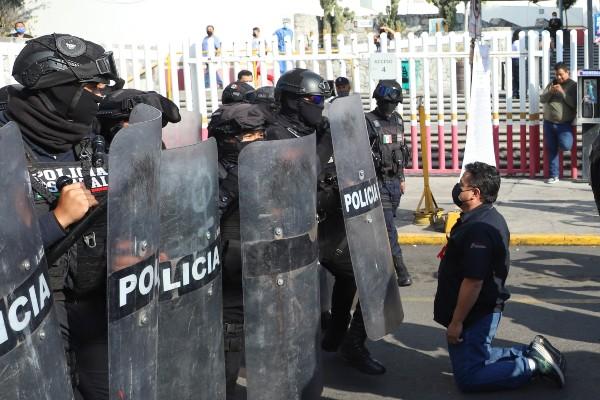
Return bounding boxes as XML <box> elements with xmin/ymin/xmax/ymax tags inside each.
<box><xmin>16</xmin><ymin>27</ymin><xmax>26</xmax><ymax>34</ymax></box>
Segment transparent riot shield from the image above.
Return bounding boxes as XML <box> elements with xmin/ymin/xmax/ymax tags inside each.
<box><xmin>238</xmin><ymin>135</ymin><xmax>322</xmax><ymax>400</ymax></box>
<box><xmin>157</xmin><ymin>138</ymin><xmax>225</xmax><ymax>399</ymax></box>
<box><xmin>327</xmin><ymin>95</ymin><xmax>404</xmax><ymax>340</ymax></box>
<box><xmin>0</xmin><ymin>122</ymin><xmax>74</xmax><ymax>400</ymax></box>
<box><xmin>107</xmin><ymin>104</ymin><xmax>162</xmax><ymax>400</ymax></box>
<box><xmin>161</xmin><ymin>110</ymin><xmax>202</xmax><ymax>149</ymax></box>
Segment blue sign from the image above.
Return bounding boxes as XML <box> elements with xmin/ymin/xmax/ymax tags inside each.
<box><xmin>595</xmin><ymin>13</ymin><xmax>600</xmax><ymax>44</ymax></box>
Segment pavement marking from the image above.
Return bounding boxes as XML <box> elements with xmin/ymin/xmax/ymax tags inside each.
<box><xmin>401</xmin><ymin>296</ymin><xmax>600</xmax><ymax>304</ymax></box>
<box><xmin>398</xmin><ymin>233</ymin><xmax>600</xmax><ymax>246</ymax></box>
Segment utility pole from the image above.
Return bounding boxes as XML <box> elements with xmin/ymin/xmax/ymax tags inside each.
<box><xmin>558</xmin><ymin>0</ymin><xmax>564</xmax><ymax>23</ymax></box>
<box><xmin>588</xmin><ymin>0</ymin><xmax>594</xmax><ymax>69</ymax></box>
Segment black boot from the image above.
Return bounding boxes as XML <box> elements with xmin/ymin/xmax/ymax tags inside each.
<box><xmin>393</xmin><ymin>255</ymin><xmax>412</xmax><ymax>287</ymax></box>
<box><xmin>339</xmin><ymin>305</ymin><xmax>386</xmax><ymax>375</ymax></box>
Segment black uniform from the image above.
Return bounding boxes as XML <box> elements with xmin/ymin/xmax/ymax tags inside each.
<box><xmin>4</xmin><ymin>34</ymin><xmax>121</xmax><ymax>400</ymax></box>
<box><xmin>366</xmin><ymin>79</ymin><xmax>412</xmax><ymax>287</ymax></box>
<box><xmin>267</xmin><ymin>68</ymin><xmax>386</xmax><ymax>375</ymax></box>
<box><xmin>208</xmin><ymin>101</ymin><xmax>268</xmax><ymax>400</ymax></box>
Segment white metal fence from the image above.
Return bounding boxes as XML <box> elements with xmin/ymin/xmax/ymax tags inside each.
<box><xmin>0</xmin><ymin>29</ymin><xmax>593</xmax><ymax>175</ymax></box>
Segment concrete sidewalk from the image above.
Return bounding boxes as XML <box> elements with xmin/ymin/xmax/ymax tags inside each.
<box><xmin>395</xmin><ymin>176</ymin><xmax>600</xmax><ymax>245</ymax></box>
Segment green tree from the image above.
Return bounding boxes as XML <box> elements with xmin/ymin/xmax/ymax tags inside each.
<box><xmin>320</xmin><ymin>0</ymin><xmax>355</xmax><ymax>36</ymax></box>
<box><xmin>427</xmin><ymin>0</ymin><xmax>462</xmax><ymax>30</ymax></box>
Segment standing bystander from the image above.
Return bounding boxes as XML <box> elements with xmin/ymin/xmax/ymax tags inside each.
<box><xmin>274</xmin><ymin>19</ymin><xmax>293</xmax><ymax>74</ymax></box>
<box><xmin>202</xmin><ymin>25</ymin><xmax>223</xmax><ymax>88</ymax></box>
<box><xmin>540</xmin><ymin>62</ymin><xmax>577</xmax><ymax>183</ymax></box>
<box><xmin>435</xmin><ymin>162</ymin><xmax>567</xmax><ymax>392</ymax></box>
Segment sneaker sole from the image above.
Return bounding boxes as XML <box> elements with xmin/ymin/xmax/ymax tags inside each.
<box><xmin>535</xmin><ymin>336</ymin><xmax>567</xmax><ymax>373</ymax></box>
<box><xmin>532</xmin><ymin>342</ymin><xmax>565</xmax><ymax>387</ymax></box>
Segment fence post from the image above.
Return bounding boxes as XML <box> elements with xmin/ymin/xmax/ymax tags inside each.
<box><xmin>143</xmin><ymin>42</ymin><xmax>154</xmax><ymax>91</ymax></box>
<box><xmin>337</xmin><ymin>34</ymin><xmax>347</xmax><ymax>78</ymax></box>
<box><xmin>449</xmin><ymin>32</ymin><xmax>459</xmax><ymax>171</ymax></box>
<box><xmin>118</xmin><ymin>42</ymin><xmax>129</xmax><ymax>89</ymax></box>
<box><xmin>584</xmin><ymin>28</ymin><xmax>589</xmax><ymax>69</ymax></box>
<box><xmin>157</xmin><ymin>42</ymin><xmax>167</xmax><ymax>97</ymax></box>
<box><xmin>518</xmin><ymin>31</ymin><xmax>527</xmax><ymax>173</ymax></box>
<box><xmin>463</xmin><ymin>32</ymin><xmax>471</xmax><ymax>121</ymax></box>
<box><xmin>351</xmin><ymin>34</ymin><xmax>360</xmax><ymax>95</ymax></box>
<box><xmin>491</xmin><ymin>35</ymin><xmax>500</xmax><ymax>168</ymax></box>
<box><xmin>169</xmin><ymin>42</ymin><xmax>181</xmax><ymax>108</ymax></box>
<box><xmin>421</xmin><ymin>32</ymin><xmax>432</xmax><ymax>171</ymax></box>
<box><xmin>324</xmin><ymin>34</ymin><xmax>333</xmax><ymax>80</ymax></box>
<box><xmin>271</xmin><ymin>35</ymin><xmax>281</xmax><ymax>83</ymax></box>
<box><xmin>556</xmin><ymin>30</ymin><xmax>563</xmax><ymax>63</ymax></box>
<box><xmin>527</xmin><ymin>30</ymin><xmax>540</xmax><ymax>178</ymax></box>
<box><xmin>298</xmin><ymin>35</ymin><xmax>307</xmax><ymax>70</ymax></box>
<box><xmin>259</xmin><ymin>39</ymin><xmax>269</xmax><ymax>87</ymax></box>
<box><xmin>570</xmin><ymin>29</ymin><xmax>578</xmax><ymax>78</ymax></box>
<box><xmin>131</xmin><ymin>42</ymin><xmax>142</xmax><ymax>90</ymax></box>
<box><xmin>182</xmin><ymin>39</ymin><xmax>194</xmax><ymax>112</ymax></box>
<box><xmin>505</xmin><ymin>30</ymin><xmax>514</xmax><ymax>173</ymax></box>
<box><xmin>435</xmin><ymin>32</ymin><xmax>446</xmax><ymax>171</ymax></box>
<box><xmin>192</xmin><ymin>40</ymin><xmax>208</xmax><ymax>122</ymax></box>
<box><xmin>408</xmin><ymin>32</ymin><xmax>419</xmax><ymax>171</ymax></box>
<box><xmin>367</xmin><ymin>32</ymin><xmax>376</xmax><ymax>110</ymax></box>
<box><xmin>311</xmin><ymin>34</ymin><xmax>319</xmax><ymax>75</ymax></box>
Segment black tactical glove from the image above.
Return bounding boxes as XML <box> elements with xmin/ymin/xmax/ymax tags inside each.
<box><xmin>97</xmin><ymin>88</ymin><xmax>181</xmax><ymax>131</ymax></box>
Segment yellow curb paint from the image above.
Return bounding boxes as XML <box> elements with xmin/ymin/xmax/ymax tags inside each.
<box><xmin>398</xmin><ymin>233</ymin><xmax>600</xmax><ymax>246</ymax></box>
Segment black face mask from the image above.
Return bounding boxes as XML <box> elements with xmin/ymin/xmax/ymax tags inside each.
<box><xmin>452</xmin><ymin>183</ymin><xmax>467</xmax><ymax>208</ymax></box>
<box><xmin>67</xmin><ymin>89</ymin><xmax>101</xmax><ymax>125</ymax></box>
<box><xmin>207</xmin><ymin>31</ymin><xmax>213</xmax><ymax>36</ymax></box>
<box><xmin>377</xmin><ymin>100</ymin><xmax>398</xmax><ymax>116</ymax></box>
<box><xmin>298</xmin><ymin>101</ymin><xmax>324</xmax><ymax>127</ymax></box>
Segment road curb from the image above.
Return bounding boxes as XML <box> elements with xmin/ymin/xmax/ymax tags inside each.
<box><xmin>398</xmin><ymin>233</ymin><xmax>600</xmax><ymax>246</ymax></box>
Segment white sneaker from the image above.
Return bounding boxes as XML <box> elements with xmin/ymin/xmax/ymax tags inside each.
<box><xmin>545</xmin><ymin>177</ymin><xmax>559</xmax><ymax>184</ymax></box>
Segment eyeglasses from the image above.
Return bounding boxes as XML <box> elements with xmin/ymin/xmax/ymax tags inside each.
<box><xmin>303</xmin><ymin>95</ymin><xmax>325</xmax><ymax>105</ymax></box>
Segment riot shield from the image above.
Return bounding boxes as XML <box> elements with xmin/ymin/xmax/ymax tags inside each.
<box><xmin>157</xmin><ymin>137</ymin><xmax>225</xmax><ymax>399</ymax></box>
<box><xmin>0</xmin><ymin>122</ymin><xmax>74</xmax><ymax>400</ymax></box>
<box><xmin>238</xmin><ymin>135</ymin><xmax>322</xmax><ymax>400</ymax></box>
<box><xmin>327</xmin><ymin>95</ymin><xmax>404</xmax><ymax>340</ymax></box>
<box><xmin>107</xmin><ymin>104</ymin><xmax>162</xmax><ymax>400</ymax></box>
<box><xmin>162</xmin><ymin>110</ymin><xmax>202</xmax><ymax>149</ymax></box>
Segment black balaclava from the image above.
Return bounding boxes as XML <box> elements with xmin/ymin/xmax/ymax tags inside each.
<box><xmin>45</xmin><ymin>82</ymin><xmax>102</xmax><ymax>125</ymax></box>
<box><xmin>6</xmin><ymin>85</ymin><xmax>96</xmax><ymax>153</ymax></box>
<box><xmin>376</xmin><ymin>98</ymin><xmax>398</xmax><ymax>117</ymax></box>
<box><xmin>281</xmin><ymin>92</ymin><xmax>323</xmax><ymax>129</ymax></box>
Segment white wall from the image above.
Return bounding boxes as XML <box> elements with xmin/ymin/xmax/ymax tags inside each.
<box><xmin>25</xmin><ymin>0</ymin><xmax>323</xmax><ymax>45</ymax></box>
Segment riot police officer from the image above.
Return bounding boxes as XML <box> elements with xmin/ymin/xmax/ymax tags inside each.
<box><xmin>1</xmin><ymin>34</ymin><xmax>179</xmax><ymax>400</ymax></box>
<box><xmin>208</xmin><ymin>101</ymin><xmax>268</xmax><ymax>400</ymax></box>
<box><xmin>365</xmin><ymin>79</ymin><xmax>412</xmax><ymax>286</ymax></box>
<box><xmin>266</xmin><ymin>69</ymin><xmax>387</xmax><ymax>375</ymax></box>
<box><xmin>0</xmin><ymin>33</ymin><xmax>120</xmax><ymax>399</ymax></box>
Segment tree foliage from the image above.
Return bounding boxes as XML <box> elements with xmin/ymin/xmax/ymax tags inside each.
<box><xmin>320</xmin><ymin>0</ymin><xmax>355</xmax><ymax>36</ymax></box>
<box><xmin>427</xmin><ymin>0</ymin><xmax>462</xmax><ymax>30</ymax></box>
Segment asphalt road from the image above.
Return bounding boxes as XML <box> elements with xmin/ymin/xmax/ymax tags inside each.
<box><xmin>236</xmin><ymin>245</ymin><xmax>600</xmax><ymax>400</ymax></box>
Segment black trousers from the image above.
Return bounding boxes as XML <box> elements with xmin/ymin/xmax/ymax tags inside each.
<box><xmin>318</xmin><ymin>208</ymin><xmax>361</xmax><ymax>338</ymax></box>
<box><xmin>56</xmin><ymin>295</ymin><xmax>108</xmax><ymax>400</ymax></box>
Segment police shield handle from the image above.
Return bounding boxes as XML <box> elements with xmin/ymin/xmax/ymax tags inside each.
<box><xmin>414</xmin><ymin>96</ymin><xmax>443</xmax><ymax>226</ymax></box>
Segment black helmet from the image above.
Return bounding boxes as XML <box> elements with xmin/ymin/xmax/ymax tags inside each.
<box><xmin>275</xmin><ymin>68</ymin><xmax>331</xmax><ymax>103</ymax></box>
<box><xmin>248</xmin><ymin>85</ymin><xmax>275</xmax><ymax>104</ymax></box>
<box><xmin>372</xmin><ymin>79</ymin><xmax>403</xmax><ymax>102</ymax></box>
<box><xmin>222</xmin><ymin>82</ymin><xmax>254</xmax><ymax>104</ymax></box>
<box><xmin>12</xmin><ymin>34</ymin><xmax>120</xmax><ymax>90</ymax></box>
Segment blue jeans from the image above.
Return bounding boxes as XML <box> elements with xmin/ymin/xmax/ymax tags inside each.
<box><xmin>447</xmin><ymin>313</ymin><xmax>533</xmax><ymax>392</ymax></box>
<box><xmin>543</xmin><ymin>120</ymin><xmax>573</xmax><ymax>178</ymax></box>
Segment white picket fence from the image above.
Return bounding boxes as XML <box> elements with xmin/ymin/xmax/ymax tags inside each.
<box><xmin>0</xmin><ymin>29</ymin><xmax>594</xmax><ymax>175</ymax></box>
<box><xmin>0</xmin><ymin>30</ymin><xmax>593</xmax><ymax>118</ymax></box>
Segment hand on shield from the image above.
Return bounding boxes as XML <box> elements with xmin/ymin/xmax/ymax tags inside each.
<box><xmin>53</xmin><ymin>182</ymin><xmax>98</xmax><ymax>229</ymax></box>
